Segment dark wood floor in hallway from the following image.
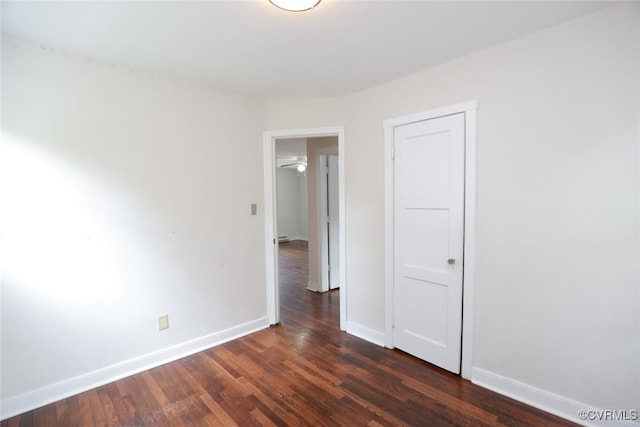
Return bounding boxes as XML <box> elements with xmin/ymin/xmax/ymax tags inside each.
<box><xmin>2</xmin><ymin>240</ymin><xmax>577</xmax><ymax>427</ymax></box>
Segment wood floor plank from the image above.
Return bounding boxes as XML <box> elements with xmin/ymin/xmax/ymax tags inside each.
<box><xmin>2</xmin><ymin>418</ymin><xmax>19</xmax><ymax>427</ymax></box>
<box><xmin>140</xmin><ymin>371</ymin><xmax>171</xmax><ymax>409</ymax></box>
<box><xmin>43</xmin><ymin>404</ymin><xmax>57</xmax><ymax>427</ymax></box>
<box><xmin>401</xmin><ymin>376</ymin><xmax>499</xmax><ymax>423</ymax></box>
<box><xmin>233</xmin><ymin>363</ymin><xmax>325</xmax><ymax>426</ymax></box>
<box><xmin>2</xmin><ymin>241</ymin><xmax>578</xmax><ymax>427</ymax></box>
<box><xmin>337</xmin><ymin>393</ymin><xmax>408</xmax><ymax>427</ymax></box>
<box><xmin>80</xmin><ymin>391</ymin><xmax>99</xmax><ymax>427</ymax></box>
<box><xmin>236</xmin><ymin>377</ymin><xmax>302</xmax><ymax>426</ymax></box>
<box><xmin>249</xmin><ymin>408</ymin><xmax>277</xmax><ymax>427</ymax></box>
<box><xmin>282</xmin><ymin>360</ymin><xmax>344</xmax><ymax>399</ymax></box>
<box><xmin>54</xmin><ymin>400</ymin><xmax>69</xmax><ymax>426</ymax></box>
<box><xmin>100</xmin><ymin>384</ymin><xmax>125</xmax><ymax>425</ymax></box>
<box><xmin>181</xmin><ymin>353</ymin><xmax>228</xmax><ymax>399</ymax></box>
<box><xmin>30</xmin><ymin>408</ymin><xmax>44</xmax><ymax>427</ymax></box>
<box><xmin>198</xmin><ymin>393</ymin><xmax>238</xmax><ymax>427</ymax></box>
<box><xmin>96</xmin><ymin>388</ymin><xmax>120</xmax><ymax>427</ymax></box>
<box><xmin>125</xmin><ymin>375</ymin><xmax>174</xmax><ymax>427</ymax></box>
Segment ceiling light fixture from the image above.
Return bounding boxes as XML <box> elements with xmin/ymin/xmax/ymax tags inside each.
<box><xmin>269</xmin><ymin>0</ymin><xmax>321</xmax><ymax>12</ymax></box>
<box><xmin>297</xmin><ymin>163</ymin><xmax>306</xmax><ymax>173</ymax></box>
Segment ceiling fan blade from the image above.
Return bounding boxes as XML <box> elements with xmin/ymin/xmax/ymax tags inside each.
<box><xmin>280</xmin><ymin>162</ymin><xmax>298</xmax><ymax>167</ymax></box>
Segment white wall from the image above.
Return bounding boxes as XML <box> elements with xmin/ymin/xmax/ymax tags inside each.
<box><xmin>267</xmin><ymin>97</ymin><xmax>347</xmax><ymax>130</ymax></box>
<box><xmin>276</xmin><ymin>167</ymin><xmax>308</xmax><ymax>241</ymax></box>
<box><xmin>1</xmin><ymin>35</ymin><xmax>267</xmax><ymax>414</ymax></box>
<box><xmin>267</xmin><ymin>2</ymin><xmax>640</xmax><ymax>420</ymax></box>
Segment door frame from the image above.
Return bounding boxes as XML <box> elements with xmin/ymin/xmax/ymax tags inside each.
<box><xmin>263</xmin><ymin>127</ymin><xmax>346</xmax><ymax>330</ymax></box>
<box><xmin>383</xmin><ymin>101</ymin><xmax>477</xmax><ymax>379</ymax></box>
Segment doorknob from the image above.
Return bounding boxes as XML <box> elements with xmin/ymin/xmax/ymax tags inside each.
<box><xmin>447</xmin><ymin>258</ymin><xmax>456</xmax><ymax>265</ymax></box>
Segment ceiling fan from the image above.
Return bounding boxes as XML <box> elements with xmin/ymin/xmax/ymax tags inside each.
<box><xmin>280</xmin><ymin>157</ymin><xmax>307</xmax><ymax>173</ymax></box>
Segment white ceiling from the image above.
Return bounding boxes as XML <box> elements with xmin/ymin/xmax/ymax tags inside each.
<box><xmin>1</xmin><ymin>0</ymin><xmax>615</xmax><ymax>100</ymax></box>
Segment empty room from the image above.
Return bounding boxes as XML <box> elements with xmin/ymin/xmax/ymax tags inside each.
<box><xmin>1</xmin><ymin>1</ymin><xmax>639</xmax><ymax>426</ymax></box>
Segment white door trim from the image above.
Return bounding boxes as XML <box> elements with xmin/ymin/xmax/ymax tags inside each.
<box><xmin>263</xmin><ymin>127</ymin><xmax>346</xmax><ymax>330</ymax></box>
<box><xmin>383</xmin><ymin>101</ymin><xmax>477</xmax><ymax>379</ymax></box>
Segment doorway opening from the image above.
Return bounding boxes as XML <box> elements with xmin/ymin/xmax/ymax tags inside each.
<box><xmin>264</xmin><ymin>127</ymin><xmax>346</xmax><ymax>330</ymax></box>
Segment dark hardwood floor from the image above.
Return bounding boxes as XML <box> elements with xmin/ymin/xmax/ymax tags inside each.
<box><xmin>2</xmin><ymin>240</ymin><xmax>577</xmax><ymax>426</ymax></box>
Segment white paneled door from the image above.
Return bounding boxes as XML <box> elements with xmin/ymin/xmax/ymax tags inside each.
<box><xmin>393</xmin><ymin>113</ymin><xmax>465</xmax><ymax>374</ymax></box>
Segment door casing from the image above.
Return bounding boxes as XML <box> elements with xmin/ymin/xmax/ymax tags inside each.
<box><xmin>383</xmin><ymin>101</ymin><xmax>477</xmax><ymax>379</ymax></box>
<box><xmin>263</xmin><ymin>127</ymin><xmax>346</xmax><ymax>330</ymax></box>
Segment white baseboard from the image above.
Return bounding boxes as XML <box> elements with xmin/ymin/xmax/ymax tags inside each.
<box><xmin>307</xmin><ymin>280</ymin><xmax>320</xmax><ymax>292</ymax></box>
<box><xmin>472</xmin><ymin>368</ymin><xmax>640</xmax><ymax>427</ymax></box>
<box><xmin>0</xmin><ymin>316</ymin><xmax>270</xmax><ymax>421</ymax></box>
<box><xmin>345</xmin><ymin>321</ymin><xmax>385</xmax><ymax>347</ymax></box>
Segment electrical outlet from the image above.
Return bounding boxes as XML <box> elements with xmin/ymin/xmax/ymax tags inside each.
<box><xmin>158</xmin><ymin>314</ymin><xmax>169</xmax><ymax>331</ymax></box>
<box><xmin>251</xmin><ymin>203</ymin><xmax>257</xmax><ymax>215</ymax></box>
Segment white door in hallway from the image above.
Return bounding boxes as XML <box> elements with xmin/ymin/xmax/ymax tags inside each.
<box><xmin>393</xmin><ymin>113</ymin><xmax>465</xmax><ymax>374</ymax></box>
<box><xmin>328</xmin><ymin>154</ymin><xmax>340</xmax><ymax>289</ymax></box>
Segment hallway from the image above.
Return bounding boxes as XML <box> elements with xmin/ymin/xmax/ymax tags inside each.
<box><xmin>278</xmin><ymin>240</ymin><xmax>339</xmax><ymax>333</ymax></box>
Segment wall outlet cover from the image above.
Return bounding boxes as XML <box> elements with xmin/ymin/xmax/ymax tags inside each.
<box><xmin>158</xmin><ymin>314</ymin><xmax>169</xmax><ymax>331</ymax></box>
